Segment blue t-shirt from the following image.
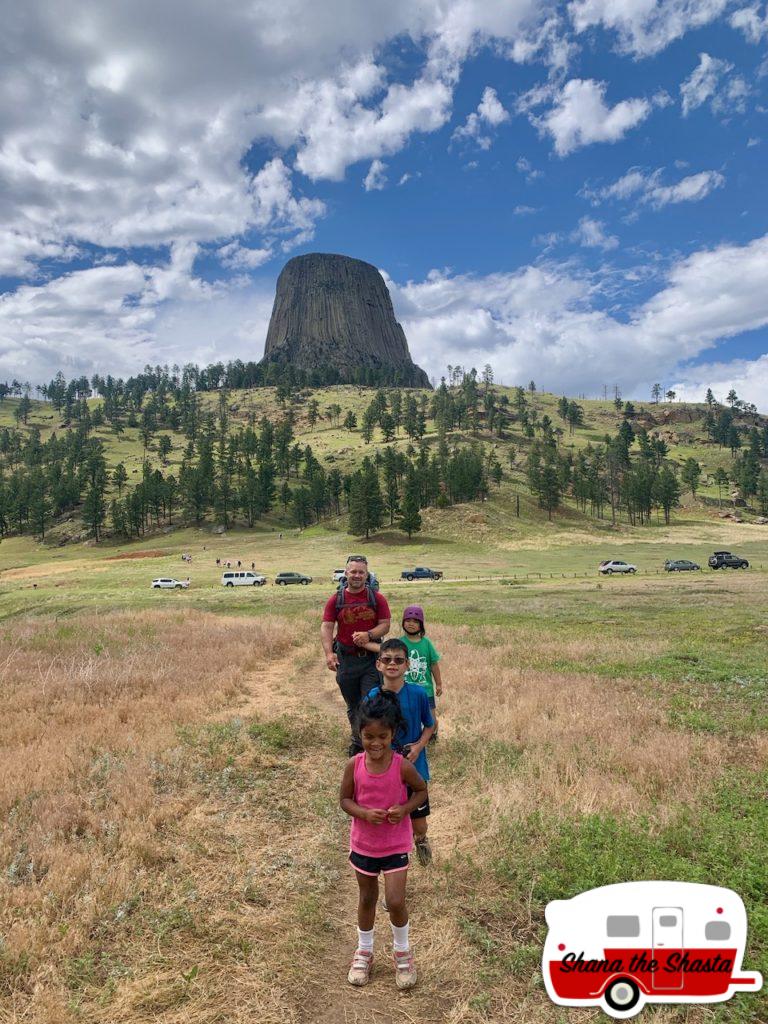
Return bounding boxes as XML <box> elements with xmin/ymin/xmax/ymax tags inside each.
<box><xmin>366</xmin><ymin>683</ymin><xmax>434</xmax><ymax>782</ymax></box>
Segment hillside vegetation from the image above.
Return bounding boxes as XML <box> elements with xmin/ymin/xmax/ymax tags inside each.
<box><xmin>2</xmin><ymin>369</ymin><xmax>767</xmax><ymax>552</ymax></box>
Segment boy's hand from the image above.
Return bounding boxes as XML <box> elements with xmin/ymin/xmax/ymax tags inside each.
<box><xmin>365</xmin><ymin>808</ymin><xmax>388</xmax><ymax>825</ymax></box>
<box><xmin>435</xmin><ymin>682</ymin><xmax>443</xmax><ymax>696</ymax></box>
<box><xmin>405</xmin><ymin>743</ymin><xmax>421</xmax><ymax>763</ymax></box>
<box><xmin>386</xmin><ymin>804</ymin><xmax>406</xmax><ymax>824</ymax></box>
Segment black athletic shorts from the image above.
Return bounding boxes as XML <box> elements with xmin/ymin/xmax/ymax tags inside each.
<box><xmin>349</xmin><ymin>850</ymin><xmax>409</xmax><ymax>875</ymax></box>
<box><xmin>407</xmin><ymin>786</ymin><xmax>430</xmax><ymax>820</ymax></box>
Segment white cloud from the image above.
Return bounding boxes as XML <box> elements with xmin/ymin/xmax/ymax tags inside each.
<box><xmin>513</xmin><ymin>204</ymin><xmax>539</xmax><ymax>215</ymax></box>
<box><xmin>679</xmin><ymin>53</ymin><xmax>747</xmax><ymax>116</ymax></box>
<box><xmin>671</xmin><ymin>353</ymin><xmax>768</xmax><ymax>408</ymax></box>
<box><xmin>0</xmin><ymin>233</ymin><xmax>79</xmax><ymax>278</ymax></box>
<box><xmin>363</xmin><ymin>159</ymin><xmax>388</xmax><ymax>191</ymax></box>
<box><xmin>0</xmin><ymin>255</ymin><xmax>272</xmax><ymax>383</ymax></box>
<box><xmin>217</xmin><ymin>242</ymin><xmax>273</xmax><ymax>271</ymax></box>
<box><xmin>516</xmin><ymin>156</ymin><xmax>542</xmax><ymax>181</ymax></box>
<box><xmin>535</xmin><ymin>79</ymin><xmax>652</xmax><ymax>156</ymax></box>
<box><xmin>382</xmin><ymin>232</ymin><xmax>768</xmax><ymax>405</ymax></box>
<box><xmin>730</xmin><ymin>5</ymin><xmax>768</xmax><ymax>42</ymax></box>
<box><xmin>451</xmin><ymin>86</ymin><xmax>510</xmax><ymax>149</ymax></box>
<box><xmin>572</xmin><ymin>216</ymin><xmax>619</xmax><ymax>250</ymax></box>
<box><xmin>586</xmin><ymin>167</ymin><xmax>725</xmax><ymax>208</ymax></box>
<box><xmin>569</xmin><ymin>0</ymin><xmax>730</xmax><ymax>57</ymax></box>
<box><xmin>0</xmin><ymin>0</ymin><xmax>547</xmax><ymax>281</ymax></box>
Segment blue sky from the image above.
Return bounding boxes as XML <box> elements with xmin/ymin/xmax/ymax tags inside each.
<box><xmin>1</xmin><ymin>1</ymin><xmax>767</xmax><ymax>406</ymax></box>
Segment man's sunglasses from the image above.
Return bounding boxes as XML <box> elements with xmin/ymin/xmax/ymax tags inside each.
<box><xmin>379</xmin><ymin>656</ymin><xmax>407</xmax><ymax>665</ymax></box>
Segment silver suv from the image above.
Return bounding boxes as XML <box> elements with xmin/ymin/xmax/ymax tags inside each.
<box><xmin>598</xmin><ymin>560</ymin><xmax>637</xmax><ymax>575</ymax></box>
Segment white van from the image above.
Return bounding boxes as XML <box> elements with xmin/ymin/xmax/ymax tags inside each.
<box><xmin>221</xmin><ymin>571</ymin><xmax>267</xmax><ymax>587</ymax></box>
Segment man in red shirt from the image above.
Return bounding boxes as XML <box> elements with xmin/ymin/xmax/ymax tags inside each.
<box><xmin>321</xmin><ymin>554</ymin><xmax>391</xmax><ymax>754</ymax></box>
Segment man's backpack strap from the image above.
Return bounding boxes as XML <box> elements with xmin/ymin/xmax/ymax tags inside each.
<box><xmin>335</xmin><ymin>580</ymin><xmax>378</xmax><ymax>613</ymax></box>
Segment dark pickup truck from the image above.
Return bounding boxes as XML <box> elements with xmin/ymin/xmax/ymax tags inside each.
<box><xmin>401</xmin><ymin>567</ymin><xmax>443</xmax><ymax>581</ymax></box>
<box><xmin>708</xmin><ymin>551</ymin><xmax>749</xmax><ymax>570</ymax></box>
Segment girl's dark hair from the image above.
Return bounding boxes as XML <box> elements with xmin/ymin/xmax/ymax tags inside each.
<box><xmin>356</xmin><ymin>687</ymin><xmax>406</xmax><ymax>737</ymax></box>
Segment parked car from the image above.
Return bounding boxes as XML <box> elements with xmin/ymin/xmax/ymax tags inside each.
<box><xmin>275</xmin><ymin>571</ymin><xmax>313</xmax><ymax>586</ymax></box>
<box><xmin>598</xmin><ymin>560</ymin><xmax>637</xmax><ymax>575</ymax></box>
<box><xmin>151</xmin><ymin>578</ymin><xmax>189</xmax><ymax>589</ymax></box>
<box><xmin>401</xmin><ymin>567</ymin><xmax>443</xmax><ymax>581</ymax></box>
<box><xmin>664</xmin><ymin>559</ymin><xmax>700</xmax><ymax>572</ymax></box>
<box><xmin>708</xmin><ymin>551</ymin><xmax>749</xmax><ymax>570</ymax></box>
<box><xmin>332</xmin><ymin>568</ymin><xmax>346</xmax><ymax>583</ymax></box>
<box><xmin>222</xmin><ymin>570</ymin><xmax>267</xmax><ymax>587</ymax></box>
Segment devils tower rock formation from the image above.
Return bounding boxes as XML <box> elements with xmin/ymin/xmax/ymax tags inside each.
<box><xmin>260</xmin><ymin>253</ymin><xmax>430</xmax><ymax>387</ymax></box>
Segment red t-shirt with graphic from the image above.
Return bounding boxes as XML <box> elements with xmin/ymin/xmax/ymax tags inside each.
<box><xmin>323</xmin><ymin>589</ymin><xmax>391</xmax><ymax>647</ymax></box>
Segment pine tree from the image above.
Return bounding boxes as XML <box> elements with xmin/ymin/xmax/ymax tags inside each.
<box><xmin>398</xmin><ymin>468</ymin><xmax>422</xmax><ymax>538</ymax></box>
<box><xmin>348</xmin><ymin>460</ymin><xmax>384</xmax><ymax>538</ymax></box>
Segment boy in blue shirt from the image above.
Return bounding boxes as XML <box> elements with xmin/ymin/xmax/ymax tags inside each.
<box><xmin>366</xmin><ymin>638</ymin><xmax>435</xmax><ymax>865</ymax></box>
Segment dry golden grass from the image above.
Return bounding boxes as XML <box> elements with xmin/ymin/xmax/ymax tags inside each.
<box><xmin>0</xmin><ymin>612</ymin><xmax>762</xmax><ymax>1023</ymax></box>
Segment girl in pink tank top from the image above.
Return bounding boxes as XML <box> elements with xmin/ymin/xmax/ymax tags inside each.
<box><xmin>340</xmin><ymin>678</ymin><xmax>428</xmax><ymax>990</ymax></box>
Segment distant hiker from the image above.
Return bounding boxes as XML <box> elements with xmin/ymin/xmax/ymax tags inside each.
<box><xmin>364</xmin><ymin>639</ymin><xmax>435</xmax><ymax>868</ymax></box>
<box><xmin>237</xmin><ymin>560</ymin><xmax>241</xmax><ymax>569</ymax></box>
<box><xmin>216</xmin><ymin>558</ymin><xmax>220</xmax><ymax>566</ymax></box>
<box><xmin>340</xmin><ymin>687</ymin><xmax>424</xmax><ymax>990</ymax></box>
<box><xmin>279</xmin><ymin>532</ymin><xmax>283</xmax><ymax>539</ymax></box>
<box><xmin>251</xmin><ymin>562</ymin><xmax>255</xmax><ymax>570</ymax></box>
<box><xmin>321</xmin><ymin>554</ymin><xmax>390</xmax><ymax>755</ymax></box>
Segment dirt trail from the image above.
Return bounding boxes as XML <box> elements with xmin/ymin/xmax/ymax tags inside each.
<box><xmin>202</xmin><ymin>645</ymin><xmax>451</xmax><ymax>1024</ymax></box>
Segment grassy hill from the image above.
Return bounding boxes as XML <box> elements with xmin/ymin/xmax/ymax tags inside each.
<box><xmin>1</xmin><ymin>383</ymin><xmax>765</xmax><ymax>550</ymax></box>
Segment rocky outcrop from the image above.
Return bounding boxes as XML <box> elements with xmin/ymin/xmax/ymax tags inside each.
<box><xmin>260</xmin><ymin>253</ymin><xmax>430</xmax><ymax>387</ymax></box>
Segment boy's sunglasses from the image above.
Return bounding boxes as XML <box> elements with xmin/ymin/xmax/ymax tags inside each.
<box><xmin>379</xmin><ymin>655</ymin><xmax>407</xmax><ymax>664</ymax></box>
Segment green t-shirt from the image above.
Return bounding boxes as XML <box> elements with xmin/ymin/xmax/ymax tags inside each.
<box><xmin>400</xmin><ymin>634</ymin><xmax>441</xmax><ymax>699</ymax></box>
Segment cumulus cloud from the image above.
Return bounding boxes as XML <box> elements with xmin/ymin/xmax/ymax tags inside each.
<box><xmin>217</xmin><ymin>242</ymin><xmax>273</xmax><ymax>271</ymax></box>
<box><xmin>572</xmin><ymin>216</ymin><xmax>619</xmax><ymax>249</ymax></box>
<box><xmin>0</xmin><ymin>0</ymin><xmax>547</xmax><ymax>282</ymax></box>
<box><xmin>569</xmin><ymin>0</ymin><xmax>730</xmax><ymax>57</ymax></box>
<box><xmin>671</xmin><ymin>353</ymin><xmax>768</xmax><ymax>407</ymax></box>
<box><xmin>451</xmin><ymin>86</ymin><xmax>510</xmax><ymax>149</ymax></box>
<box><xmin>585</xmin><ymin>167</ymin><xmax>725</xmax><ymax>208</ymax></box>
<box><xmin>363</xmin><ymin>159</ymin><xmax>388</xmax><ymax>191</ymax></box>
<box><xmin>382</xmin><ymin>232</ymin><xmax>768</xmax><ymax>406</ymax></box>
<box><xmin>680</xmin><ymin>53</ymin><xmax>748</xmax><ymax>116</ymax></box>
<box><xmin>535</xmin><ymin>79</ymin><xmax>652</xmax><ymax>155</ymax></box>
<box><xmin>730</xmin><ymin>4</ymin><xmax>768</xmax><ymax>42</ymax></box>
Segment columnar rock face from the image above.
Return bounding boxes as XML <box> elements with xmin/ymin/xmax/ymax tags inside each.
<box><xmin>261</xmin><ymin>253</ymin><xmax>430</xmax><ymax>387</ymax></box>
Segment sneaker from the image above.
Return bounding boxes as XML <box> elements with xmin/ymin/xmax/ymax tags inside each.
<box><xmin>347</xmin><ymin>949</ymin><xmax>373</xmax><ymax>986</ymax></box>
<box><xmin>393</xmin><ymin>949</ymin><xmax>417</xmax><ymax>990</ymax></box>
<box><xmin>414</xmin><ymin>837</ymin><xmax>432</xmax><ymax>866</ymax></box>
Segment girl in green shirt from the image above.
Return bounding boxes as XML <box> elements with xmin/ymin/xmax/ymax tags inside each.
<box><xmin>400</xmin><ymin>605</ymin><xmax>442</xmax><ymax>741</ymax></box>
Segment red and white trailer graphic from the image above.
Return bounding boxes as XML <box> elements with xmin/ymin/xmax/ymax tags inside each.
<box><xmin>543</xmin><ymin>881</ymin><xmax>762</xmax><ymax>1018</ymax></box>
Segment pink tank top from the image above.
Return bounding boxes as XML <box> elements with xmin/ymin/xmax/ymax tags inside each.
<box><xmin>350</xmin><ymin>752</ymin><xmax>413</xmax><ymax>857</ymax></box>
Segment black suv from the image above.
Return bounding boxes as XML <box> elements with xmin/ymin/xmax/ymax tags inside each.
<box><xmin>708</xmin><ymin>551</ymin><xmax>749</xmax><ymax>570</ymax></box>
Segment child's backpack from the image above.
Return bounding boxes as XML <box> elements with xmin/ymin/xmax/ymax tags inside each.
<box><xmin>335</xmin><ymin>572</ymin><xmax>379</xmax><ymax>612</ymax></box>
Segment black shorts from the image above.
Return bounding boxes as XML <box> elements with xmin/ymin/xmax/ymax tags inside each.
<box><xmin>349</xmin><ymin>850</ymin><xmax>409</xmax><ymax>876</ymax></box>
<box><xmin>407</xmin><ymin>787</ymin><xmax>430</xmax><ymax>820</ymax></box>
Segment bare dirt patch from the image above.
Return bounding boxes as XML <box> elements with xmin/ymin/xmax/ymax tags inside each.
<box><xmin>105</xmin><ymin>549</ymin><xmax>168</xmax><ymax>560</ymax></box>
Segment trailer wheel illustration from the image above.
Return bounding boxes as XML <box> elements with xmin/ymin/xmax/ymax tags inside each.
<box><xmin>604</xmin><ymin>978</ymin><xmax>641</xmax><ymax>1013</ymax></box>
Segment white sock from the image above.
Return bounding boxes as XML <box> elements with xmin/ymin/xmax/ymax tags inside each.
<box><xmin>391</xmin><ymin>921</ymin><xmax>410</xmax><ymax>953</ymax></box>
<box><xmin>357</xmin><ymin>927</ymin><xmax>374</xmax><ymax>952</ymax></box>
